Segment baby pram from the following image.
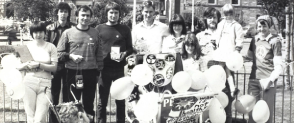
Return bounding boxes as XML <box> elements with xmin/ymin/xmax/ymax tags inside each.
<box><xmin>45</xmin><ymin>84</ymin><xmax>85</xmax><ymax>123</ymax></box>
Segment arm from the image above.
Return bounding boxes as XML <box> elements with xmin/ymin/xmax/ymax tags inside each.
<box><xmin>244</xmin><ymin>38</ymin><xmax>255</xmax><ymax>61</ymax></box>
<box><xmin>269</xmin><ymin>40</ymin><xmax>283</xmax><ymax>82</ymax></box>
<box><xmin>124</xmin><ymin>26</ymin><xmax>134</xmax><ymax>56</ymax></box>
<box><xmin>96</xmin><ymin>37</ymin><xmax>104</xmax><ymax>71</ymax></box>
<box><xmin>234</xmin><ymin>23</ymin><xmax>244</xmax><ymax>52</ymax></box>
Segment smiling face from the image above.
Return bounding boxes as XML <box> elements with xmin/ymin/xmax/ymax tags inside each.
<box><xmin>107</xmin><ymin>9</ymin><xmax>120</xmax><ymax>24</ymax></box>
<box><xmin>206</xmin><ymin>14</ymin><xmax>218</xmax><ymax>30</ymax></box>
<box><xmin>142</xmin><ymin>6</ymin><xmax>155</xmax><ymax>24</ymax></box>
<box><xmin>184</xmin><ymin>41</ymin><xmax>195</xmax><ymax>55</ymax></box>
<box><xmin>77</xmin><ymin>10</ymin><xmax>91</xmax><ymax>26</ymax></box>
<box><xmin>257</xmin><ymin>20</ymin><xmax>270</xmax><ymax>37</ymax></box>
<box><xmin>32</xmin><ymin>31</ymin><xmax>45</xmax><ymax>41</ymax></box>
<box><xmin>57</xmin><ymin>9</ymin><xmax>69</xmax><ymax>22</ymax></box>
<box><xmin>173</xmin><ymin>23</ymin><xmax>183</xmax><ymax>35</ymax></box>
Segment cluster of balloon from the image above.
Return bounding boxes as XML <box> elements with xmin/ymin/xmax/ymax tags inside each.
<box><xmin>225</xmin><ymin>51</ymin><xmax>244</xmax><ymax>72</ymax></box>
<box><xmin>171</xmin><ymin>71</ymin><xmax>192</xmax><ymax>93</ymax></box>
<box><xmin>234</xmin><ymin>95</ymin><xmax>256</xmax><ymax>114</ymax></box>
<box><xmin>0</xmin><ymin>54</ymin><xmax>25</xmax><ymax>100</ymax></box>
<box><xmin>131</xmin><ymin>64</ymin><xmax>154</xmax><ymax>86</ymax></box>
<box><xmin>204</xmin><ymin>65</ymin><xmax>226</xmax><ymax>93</ymax></box>
<box><xmin>215</xmin><ymin>92</ymin><xmax>229</xmax><ymax>108</ymax></box>
<box><xmin>208</xmin><ymin>98</ymin><xmax>226</xmax><ymax>123</ymax></box>
<box><xmin>134</xmin><ymin>92</ymin><xmax>159</xmax><ymax>122</ymax></box>
<box><xmin>187</xmin><ymin>70</ymin><xmax>207</xmax><ymax>90</ymax></box>
<box><xmin>110</xmin><ymin>76</ymin><xmax>135</xmax><ymax>100</ymax></box>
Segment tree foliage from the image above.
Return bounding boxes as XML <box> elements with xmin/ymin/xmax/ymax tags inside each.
<box><xmin>92</xmin><ymin>0</ymin><xmax>130</xmax><ymax>26</ymax></box>
<box><xmin>11</xmin><ymin>0</ymin><xmax>55</xmax><ymax>21</ymax></box>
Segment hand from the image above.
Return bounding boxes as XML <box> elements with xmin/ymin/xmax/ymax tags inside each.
<box><xmin>27</xmin><ymin>61</ymin><xmax>39</xmax><ymax>69</ymax></box>
<box><xmin>69</xmin><ymin>54</ymin><xmax>83</xmax><ymax>63</ymax></box>
<box><xmin>110</xmin><ymin>52</ymin><xmax>121</xmax><ymax>62</ymax></box>
<box><xmin>259</xmin><ymin>78</ymin><xmax>273</xmax><ymax>90</ymax></box>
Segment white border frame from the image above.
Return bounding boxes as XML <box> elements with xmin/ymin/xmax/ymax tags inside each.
<box><xmin>207</xmin><ymin>0</ymin><xmax>217</xmax><ymax>5</ymax></box>
<box><xmin>231</xmin><ymin>0</ymin><xmax>240</xmax><ymax>6</ymax></box>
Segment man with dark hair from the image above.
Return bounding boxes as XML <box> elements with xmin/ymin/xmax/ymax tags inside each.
<box><xmin>95</xmin><ymin>2</ymin><xmax>133</xmax><ymax>123</ymax></box>
<box><xmin>57</xmin><ymin>5</ymin><xmax>103</xmax><ymax>123</ymax></box>
<box><xmin>45</xmin><ymin>2</ymin><xmax>75</xmax><ymax>123</ymax></box>
<box><xmin>132</xmin><ymin>0</ymin><xmax>168</xmax><ymax>54</ymax></box>
<box><xmin>196</xmin><ymin>7</ymin><xmax>221</xmax><ymax>71</ymax></box>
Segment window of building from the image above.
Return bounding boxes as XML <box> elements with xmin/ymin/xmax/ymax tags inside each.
<box><xmin>257</xmin><ymin>0</ymin><xmax>263</xmax><ymax>5</ymax></box>
<box><xmin>208</xmin><ymin>0</ymin><xmax>216</xmax><ymax>4</ymax></box>
<box><xmin>231</xmin><ymin>0</ymin><xmax>240</xmax><ymax>5</ymax></box>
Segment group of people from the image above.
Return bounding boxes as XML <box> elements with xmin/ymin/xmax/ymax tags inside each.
<box><xmin>14</xmin><ymin>0</ymin><xmax>283</xmax><ymax>123</ymax></box>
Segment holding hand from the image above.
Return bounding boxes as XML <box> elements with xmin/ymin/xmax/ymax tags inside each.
<box><xmin>27</xmin><ymin>61</ymin><xmax>40</xmax><ymax>69</ymax></box>
<box><xmin>259</xmin><ymin>78</ymin><xmax>273</xmax><ymax>91</ymax></box>
<box><xmin>70</xmin><ymin>54</ymin><xmax>84</xmax><ymax>63</ymax></box>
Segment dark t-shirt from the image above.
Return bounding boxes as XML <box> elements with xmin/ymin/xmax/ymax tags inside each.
<box><xmin>96</xmin><ymin>23</ymin><xmax>133</xmax><ymax>69</ymax></box>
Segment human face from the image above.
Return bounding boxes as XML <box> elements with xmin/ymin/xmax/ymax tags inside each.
<box><xmin>185</xmin><ymin>42</ymin><xmax>195</xmax><ymax>54</ymax></box>
<box><xmin>173</xmin><ymin>24</ymin><xmax>183</xmax><ymax>35</ymax></box>
<box><xmin>77</xmin><ymin>10</ymin><xmax>91</xmax><ymax>26</ymax></box>
<box><xmin>107</xmin><ymin>9</ymin><xmax>120</xmax><ymax>24</ymax></box>
<box><xmin>33</xmin><ymin>31</ymin><xmax>45</xmax><ymax>40</ymax></box>
<box><xmin>257</xmin><ymin>21</ymin><xmax>270</xmax><ymax>37</ymax></box>
<box><xmin>57</xmin><ymin>9</ymin><xmax>69</xmax><ymax>22</ymax></box>
<box><xmin>206</xmin><ymin>14</ymin><xmax>218</xmax><ymax>29</ymax></box>
<box><xmin>142</xmin><ymin>6</ymin><xmax>155</xmax><ymax>23</ymax></box>
<box><xmin>224</xmin><ymin>14</ymin><xmax>233</xmax><ymax>21</ymax></box>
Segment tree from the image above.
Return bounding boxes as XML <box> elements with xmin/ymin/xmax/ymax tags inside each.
<box><xmin>257</xmin><ymin>0</ymin><xmax>291</xmax><ymax>33</ymax></box>
<box><xmin>11</xmin><ymin>0</ymin><xmax>55</xmax><ymax>21</ymax></box>
<box><xmin>92</xmin><ymin>0</ymin><xmax>130</xmax><ymax>26</ymax></box>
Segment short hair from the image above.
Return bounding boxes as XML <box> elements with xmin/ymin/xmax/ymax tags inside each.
<box><xmin>75</xmin><ymin>5</ymin><xmax>93</xmax><ymax>17</ymax></box>
<box><xmin>29</xmin><ymin>21</ymin><xmax>46</xmax><ymax>39</ymax></box>
<box><xmin>54</xmin><ymin>2</ymin><xmax>71</xmax><ymax>22</ymax></box>
<box><xmin>169</xmin><ymin>14</ymin><xmax>187</xmax><ymax>36</ymax></box>
<box><xmin>203</xmin><ymin>7</ymin><xmax>221</xmax><ymax>29</ymax></box>
<box><xmin>222</xmin><ymin>4</ymin><xmax>234</xmax><ymax>16</ymax></box>
<box><xmin>141</xmin><ymin>0</ymin><xmax>155</xmax><ymax>10</ymax></box>
<box><xmin>181</xmin><ymin>33</ymin><xmax>202</xmax><ymax>60</ymax></box>
<box><xmin>105</xmin><ymin>2</ymin><xmax>121</xmax><ymax>17</ymax></box>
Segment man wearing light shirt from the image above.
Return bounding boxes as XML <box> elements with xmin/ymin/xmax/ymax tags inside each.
<box><xmin>132</xmin><ymin>0</ymin><xmax>168</xmax><ymax>54</ymax></box>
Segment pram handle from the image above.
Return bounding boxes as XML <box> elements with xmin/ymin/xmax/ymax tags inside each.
<box><xmin>44</xmin><ymin>86</ymin><xmax>62</xmax><ymax>123</ymax></box>
<box><xmin>70</xmin><ymin>84</ymin><xmax>79</xmax><ymax>102</ymax></box>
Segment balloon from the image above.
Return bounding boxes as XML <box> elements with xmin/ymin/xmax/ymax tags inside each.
<box><xmin>225</xmin><ymin>52</ymin><xmax>244</xmax><ymax>72</ymax></box>
<box><xmin>209</xmin><ymin>98</ymin><xmax>226</xmax><ymax>123</ymax></box>
<box><xmin>215</xmin><ymin>92</ymin><xmax>229</xmax><ymax>108</ymax></box>
<box><xmin>252</xmin><ymin>100</ymin><xmax>270</xmax><ymax>123</ymax></box>
<box><xmin>235</xmin><ymin>95</ymin><xmax>256</xmax><ymax>114</ymax></box>
<box><xmin>134</xmin><ymin>92</ymin><xmax>159</xmax><ymax>121</ymax></box>
<box><xmin>6</xmin><ymin>82</ymin><xmax>25</xmax><ymax>99</ymax></box>
<box><xmin>131</xmin><ymin>64</ymin><xmax>154</xmax><ymax>86</ymax></box>
<box><xmin>204</xmin><ymin>65</ymin><xmax>226</xmax><ymax>93</ymax></box>
<box><xmin>0</xmin><ymin>69</ymin><xmax>23</xmax><ymax>87</ymax></box>
<box><xmin>1</xmin><ymin>54</ymin><xmax>20</xmax><ymax>69</ymax></box>
<box><xmin>110</xmin><ymin>77</ymin><xmax>135</xmax><ymax>100</ymax></box>
<box><xmin>187</xmin><ymin>70</ymin><xmax>207</xmax><ymax>90</ymax></box>
<box><xmin>172</xmin><ymin>71</ymin><xmax>192</xmax><ymax>93</ymax></box>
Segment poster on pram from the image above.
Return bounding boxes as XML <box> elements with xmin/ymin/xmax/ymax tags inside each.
<box><xmin>143</xmin><ymin>53</ymin><xmax>176</xmax><ymax>87</ymax></box>
<box><xmin>161</xmin><ymin>93</ymin><xmax>214</xmax><ymax>123</ymax></box>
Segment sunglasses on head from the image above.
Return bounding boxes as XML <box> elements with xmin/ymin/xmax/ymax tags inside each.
<box><xmin>143</xmin><ymin>1</ymin><xmax>153</xmax><ymax>6</ymax></box>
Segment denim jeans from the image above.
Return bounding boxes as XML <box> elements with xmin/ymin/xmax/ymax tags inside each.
<box><xmin>248</xmin><ymin>79</ymin><xmax>276</xmax><ymax>123</ymax></box>
<box><xmin>22</xmin><ymin>75</ymin><xmax>52</xmax><ymax>123</ymax></box>
<box><xmin>97</xmin><ymin>68</ymin><xmax>125</xmax><ymax>123</ymax></box>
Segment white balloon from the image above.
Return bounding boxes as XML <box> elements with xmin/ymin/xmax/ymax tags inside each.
<box><xmin>235</xmin><ymin>95</ymin><xmax>256</xmax><ymax>114</ymax></box>
<box><xmin>110</xmin><ymin>77</ymin><xmax>135</xmax><ymax>100</ymax></box>
<box><xmin>209</xmin><ymin>98</ymin><xmax>226</xmax><ymax>123</ymax></box>
<box><xmin>0</xmin><ymin>69</ymin><xmax>22</xmax><ymax>87</ymax></box>
<box><xmin>204</xmin><ymin>65</ymin><xmax>226</xmax><ymax>93</ymax></box>
<box><xmin>252</xmin><ymin>100</ymin><xmax>270</xmax><ymax>123</ymax></box>
<box><xmin>131</xmin><ymin>64</ymin><xmax>154</xmax><ymax>86</ymax></box>
<box><xmin>172</xmin><ymin>71</ymin><xmax>192</xmax><ymax>93</ymax></box>
<box><xmin>187</xmin><ymin>70</ymin><xmax>207</xmax><ymax>90</ymax></box>
<box><xmin>134</xmin><ymin>92</ymin><xmax>159</xmax><ymax>121</ymax></box>
<box><xmin>6</xmin><ymin>82</ymin><xmax>25</xmax><ymax>100</ymax></box>
<box><xmin>226</xmin><ymin>52</ymin><xmax>244</xmax><ymax>72</ymax></box>
<box><xmin>215</xmin><ymin>92</ymin><xmax>229</xmax><ymax>108</ymax></box>
<box><xmin>1</xmin><ymin>54</ymin><xmax>19</xmax><ymax>69</ymax></box>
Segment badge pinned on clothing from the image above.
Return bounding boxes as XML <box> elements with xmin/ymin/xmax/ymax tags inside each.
<box><xmin>89</xmin><ymin>38</ymin><xmax>93</xmax><ymax>40</ymax></box>
<box><xmin>116</xmin><ymin>35</ymin><xmax>119</xmax><ymax>38</ymax></box>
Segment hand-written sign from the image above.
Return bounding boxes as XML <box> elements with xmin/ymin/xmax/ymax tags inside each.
<box><xmin>161</xmin><ymin>94</ymin><xmax>214</xmax><ymax>123</ymax></box>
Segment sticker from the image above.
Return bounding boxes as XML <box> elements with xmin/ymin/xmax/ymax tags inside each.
<box><xmin>155</xmin><ymin>59</ymin><xmax>165</xmax><ymax>70</ymax></box>
<box><xmin>165</xmin><ymin>54</ymin><xmax>175</xmax><ymax>62</ymax></box>
<box><xmin>146</xmin><ymin>54</ymin><xmax>156</xmax><ymax>64</ymax></box>
<box><xmin>166</xmin><ymin>67</ymin><xmax>174</xmax><ymax>79</ymax></box>
<box><xmin>153</xmin><ymin>74</ymin><xmax>165</xmax><ymax>86</ymax></box>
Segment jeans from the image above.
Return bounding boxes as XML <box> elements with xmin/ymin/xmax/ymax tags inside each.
<box><xmin>66</xmin><ymin>69</ymin><xmax>99</xmax><ymax>123</ymax></box>
<box><xmin>248</xmin><ymin>79</ymin><xmax>276</xmax><ymax>123</ymax></box>
<box><xmin>97</xmin><ymin>68</ymin><xmax>125</xmax><ymax>123</ymax></box>
<box><xmin>49</xmin><ymin>63</ymin><xmax>67</xmax><ymax>123</ymax></box>
<box><xmin>22</xmin><ymin>75</ymin><xmax>51</xmax><ymax>123</ymax></box>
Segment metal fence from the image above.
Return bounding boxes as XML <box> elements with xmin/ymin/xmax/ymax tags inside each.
<box><xmin>0</xmin><ymin>71</ymin><xmax>293</xmax><ymax>123</ymax></box>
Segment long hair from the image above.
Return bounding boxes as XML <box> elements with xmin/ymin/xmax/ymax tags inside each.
<box><xmin>169</xmin><ymin>14</ymin><xmax>187</xmax><ymax>36</ymax></box>
<box><xmin>181</xmin><ymin>33</ymin><xmax>202</xmax><ymax>60</ymax></box>
<box><xmin>203</xmin><ymin>7</ymin><xmax>221</xmax><ymax>29</ymax></box>
<box><xmin>54</xmin><ymin>2</ymin><xmax>71</xmax><ymax>22</ymax></box>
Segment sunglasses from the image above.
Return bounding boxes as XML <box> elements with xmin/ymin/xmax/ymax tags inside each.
<box><xmin>143</xmin><ymin>1</ymin><xmax>153</xmax><ymax>6</ymax></box>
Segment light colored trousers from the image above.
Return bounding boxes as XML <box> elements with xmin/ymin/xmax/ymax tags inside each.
<box><xmin>22</xmin><ymin>75</ymin><xmax>51</xmax><ymax>123</ymax></box>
